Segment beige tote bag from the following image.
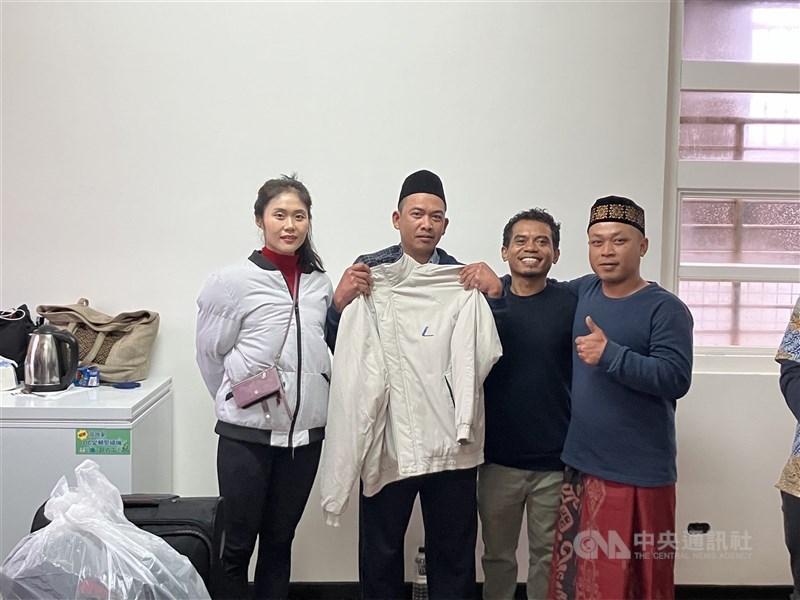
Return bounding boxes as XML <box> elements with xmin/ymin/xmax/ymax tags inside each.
<box><xmin>37</xmin><ymin>298</ymin><xmax>159</xmax><ymax>383</ymax></box>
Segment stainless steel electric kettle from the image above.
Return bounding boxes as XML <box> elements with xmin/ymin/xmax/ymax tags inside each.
<box><xmin>23</xmin><ymin>324</ymin><xmax>79</xmax><ymax>392</ymax></box>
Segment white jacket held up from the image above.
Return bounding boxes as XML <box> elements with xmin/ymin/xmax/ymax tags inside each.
<box><xmin>320</xmin><ymin>254</ymin><xmax>502</xmax><ymax>526</ymax></box>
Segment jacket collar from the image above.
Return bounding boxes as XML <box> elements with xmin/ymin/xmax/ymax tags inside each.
<box><xmin>372</xmin><ymin>253</ymin><xmax>426</xmax><ymax>286</ymax></box>
<box><xmin>248</xmin><ymin>250</ymin><xmax>315</xmax><ymax>274</ymax></box>
<box><xmin>249</xmin><ymin>250</ymin><xmax>278</xmax><ymax>270</ymax></box>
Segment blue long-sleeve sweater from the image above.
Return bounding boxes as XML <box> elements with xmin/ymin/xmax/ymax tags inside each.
<box><xmin>561</xmin><ymin>274</ymin><xmax>694</xmax><ymax>487</ymax></box>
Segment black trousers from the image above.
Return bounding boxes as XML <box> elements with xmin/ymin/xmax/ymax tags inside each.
<box><xmin>783</xmin><ymin>491</ymin><xmax>800</xmax><ymax>600</ymax></box>
<box><xmin>359</xmin><ymin>467</ymin><xmax>478</xmax><ymax>600</ymax></box>
<box><xmin>217</xmin><ymin>436</ymin><xmax>322</xmax><ymax>600</ymax></box>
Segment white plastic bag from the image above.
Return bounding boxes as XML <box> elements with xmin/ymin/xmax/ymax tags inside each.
<box><xmin>0</xmin><ymin>459</ymin><xmax>210</xmax><ymax>599</ymax></box>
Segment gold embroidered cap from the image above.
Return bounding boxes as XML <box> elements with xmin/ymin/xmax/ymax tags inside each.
<box><xmin>588</xmin><ymin>195</ymin><xmax>645</xmax><ymax>235</ymax></box>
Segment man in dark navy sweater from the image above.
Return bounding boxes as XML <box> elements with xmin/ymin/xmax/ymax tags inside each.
<box><xmin>548</xmin><ymin>196</ymin><xmax>693</xmax><ymax>600</ymax></box>
<box><xmin>460</xmin><ymin>209</ymin><xmax>577</xmax><ymax>600</ymax></box>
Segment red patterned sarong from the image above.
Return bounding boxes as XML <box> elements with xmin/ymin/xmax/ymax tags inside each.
<box><xmin>547</xmin><ymin>468</ymin><xmax>676</xmax><ymax>600</ymax></box>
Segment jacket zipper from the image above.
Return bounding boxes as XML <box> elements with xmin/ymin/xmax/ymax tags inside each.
<box><xmin>444</xmin><ymin>376</ymin><xmax>455</xmax><ymax>407</ymax></box>
<box><xmin>287</xmin><ymin>280</ymin><xmax>302</xmax><ymax>449</ymax></box>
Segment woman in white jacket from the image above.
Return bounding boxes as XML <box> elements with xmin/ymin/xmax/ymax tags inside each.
<box><xmin>196</xmin><ymin>175</ymin><xmax>333</xmax><ymax>600</ymax></box>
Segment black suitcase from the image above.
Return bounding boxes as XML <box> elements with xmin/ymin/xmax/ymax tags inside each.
<box><xmin>31</xmin><ymin>493</ymin><xmax>225</xmax><ymax>598</ymax></box>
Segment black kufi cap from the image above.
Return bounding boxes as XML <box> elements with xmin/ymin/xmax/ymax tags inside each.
<box><xmin>588</xmin><ymin>195</ymin><xmax>645</xmax><ymax>235</ymax></box>
<box><xmin>398</xmin><ymin>170</ymin><xmax>446</xmax><ymax>207</ymax></box>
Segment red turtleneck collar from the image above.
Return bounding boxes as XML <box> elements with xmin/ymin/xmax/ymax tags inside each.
<box><xmin>261</xmin><ymin>246</ymin><xmax>300</xmax><ymax>297</ymax></box>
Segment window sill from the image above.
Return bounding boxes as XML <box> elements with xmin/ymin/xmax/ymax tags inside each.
<box><xmin>692</xmin><ymin>348</ymin><xmax>778</xmax><ymax>374</ymax></box>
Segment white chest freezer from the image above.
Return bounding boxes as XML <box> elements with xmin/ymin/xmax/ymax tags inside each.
<box><xmin>0</xmin><ymin>377</ymin><xmax>173</xmax><ymax>561</ymax></box>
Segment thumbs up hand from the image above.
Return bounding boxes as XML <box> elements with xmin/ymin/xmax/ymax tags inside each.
<box><xmin>575</xmin><ymin>316</ymin><xmax>607</xmax><ymax>366</ymax></box>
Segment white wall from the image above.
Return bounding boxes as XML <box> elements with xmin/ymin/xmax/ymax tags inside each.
<box><xmin>675</xmin><ymin>364</ymin><xmax>794</xmax><ymax>585</ymax></box>
<box><xmin>1</xmin><ymin>0</ymin><xmax>714</xmax><ymax>583</ymax></box>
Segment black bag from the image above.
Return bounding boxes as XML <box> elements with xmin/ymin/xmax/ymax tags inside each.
<box><xmin>0</xmin><ymin>305</ymin><xmax>35</xmax><ymax>381</ymax></box>
<box><xmin>31</xmin><ymin>493</ymin><xmax>225</xmax><ymax>598</ymax></box>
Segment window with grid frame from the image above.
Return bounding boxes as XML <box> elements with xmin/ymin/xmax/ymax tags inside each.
<box><xmin>676</xmin><ymin>0</ymin><xmax>800</xmax><ymax>349</ymax></box>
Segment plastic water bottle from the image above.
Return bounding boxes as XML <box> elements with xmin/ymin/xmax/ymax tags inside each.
<box><xmin>412</xmin><ymin>546</ymin><xmax>428</xmax><ymax>600</ymax></box>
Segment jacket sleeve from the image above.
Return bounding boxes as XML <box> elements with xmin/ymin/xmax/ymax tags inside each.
<box><xmin>779</xmin><ymin>360</ymin><xmax>800</xmax><ymax>421</ymax></box>
<box><xmin>325</xmin><ymin>304</ymin><xmax>342</xmax><ymax>352</ymax></box>
<box><xmin>320</xmin><ymin>295</ymin><xmax>389</xmax><ymax>526</ymax></box>
<box><xmin>195</xmin><ymin>274</ymin><xmax>241</xmax><ymax>399</ymax></box>
<box><xmin>598</xmin><ymin>304</ymin><xmax>694</xmax><ymax>400</ymax></box>
<box><xmin>325</xmin><ymin>255</ymin><xmax>370</xmax><ymax>352</ymax></box>
<box><xmin>450</xmin><ymin>290</ymin><xmax>503</xmax><ymax>443</ymax></box>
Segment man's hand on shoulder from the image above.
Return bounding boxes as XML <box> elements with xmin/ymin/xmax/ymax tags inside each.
<box><xmin>459</xmin><ymin>262</ymin><xmax>503</xmax><ymax>298</ymax></box>
<box><xmin>333</xmin><ymin>263</ymin><xmax>373</xmax><ymax>312</ymax></box>
<box><xmin>575</xmin><ymin>316</ymin><xmax>608</xmax><ymax>366</ymax></box>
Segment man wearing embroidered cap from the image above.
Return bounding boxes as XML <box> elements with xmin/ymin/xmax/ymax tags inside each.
<box><xmin>547</xmin><ymin>195</ymin><xmax>694</xmax><ymax>600</ymax></box>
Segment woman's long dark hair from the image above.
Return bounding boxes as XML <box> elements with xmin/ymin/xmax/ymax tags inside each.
<box><xmin>254</xmin><ymin>174</ymin><xmax>325</xmax><ymax>272</ymax></box>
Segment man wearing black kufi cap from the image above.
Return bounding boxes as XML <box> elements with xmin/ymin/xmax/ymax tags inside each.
<box><xmin>322</xmin><ymin>170</ymin><xmax>487</xmax><ymax>600</ymax></box>
<box><xmin>324</xmin><ymin>169</ymin><xmax>458</xmax><ymax>341</ymax></box>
